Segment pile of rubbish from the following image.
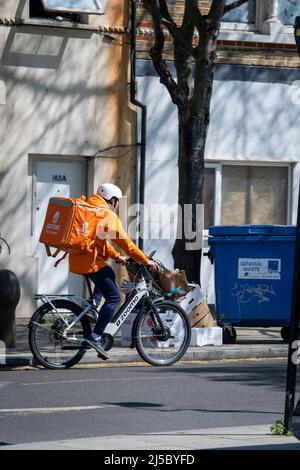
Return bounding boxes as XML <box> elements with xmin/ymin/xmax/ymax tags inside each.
<box><xmin>157</xmin><ymin>267</ymin><xmax>216</xmax><ymax>328</ymax></box>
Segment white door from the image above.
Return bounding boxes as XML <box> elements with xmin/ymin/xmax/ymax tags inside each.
<box><xmin>34</xmin><ymin>160</ymin><xmax>85</xmax><ymax>295</ymax></box>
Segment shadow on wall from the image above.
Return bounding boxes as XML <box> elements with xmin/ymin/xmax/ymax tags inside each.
<box><xmin>134</xmin><ymin>58</ymin><xmax>300</xmax><ymax>263</ymax></box>
<box><xmin>0</xmin><ymin>58</ymin><xmax>121</xmax><ymax>248</ymax></box>
<box><xmin>1</xmin><ymin>27</ymin><xmax>93</xmax><ymax>69</ymax></box>
<box><xmin>139</xmin><ymin>59</ymin><xmax>300</xmax><ymax>168</ymax></box>
<box><xmin>0</xmin><ymin>1</ymin><xmax>137</xmax><ymax>301</ymax></box>
<box><xmin>13</xmin><ymin>0</ymin><xmax>27</xmax><ymax>20</ymax></box>
<box><xmin>1</xmin><ymin>28</ymin><xmax>68</xmax><ymax>69</ymax></box>
<box><xmin>207</xmin><ymin>64</ymin><xmax>300</xmax><ymax>161</ymax></box>
<box><xmin>1</xmin><ymin>0</ymin><xmax>70</xmax><ymax>69</ymax></box>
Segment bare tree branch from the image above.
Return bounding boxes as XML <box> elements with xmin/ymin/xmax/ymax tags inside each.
<box><xmin>180</xmin><ymin>0</ymin><xmax>196</xmax><ymax>56</ymax></box>
<box><xmin>161</xmin><ymin>18</ymin><xmax>194</xmax><ymax>56</ymax></box>
<box><xmin>188</xmin><ymin>0</ymin><xmax>206</xmax><ymax>33</ymax></box>
<box><xmin>142</xmin><ymin>0</ymin><xmax>190</xmax><ymax>117</ymax></box>
<box><xmin>158</xmin><ymin>0</ymin><xmax>175</xmax><ymax>25</ymax></box>
<box><xmin>173</xmin><ymin>2</ymin><xmax>195</xmax><ymax>102</ymax></box>
<box><xmin>209</xmin><ymin>0</ymin><xmax>226</xmax><ymax>20</ymax></box>
<box><xmin>224</xmin><ymin>0</ymin><xmax>249</xmax><ymax>13</ymax></box>
<box><xmin>152</xmin><ymin>1</ymin><xmax>195</xmax><ymax>62</ymax></box>
<box><xmin>182</xmin><ymin>0</ymin><xmax>194</xmax><ymax>31</ymax></box>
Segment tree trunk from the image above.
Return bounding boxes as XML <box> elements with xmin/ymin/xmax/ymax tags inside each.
<box><xmin>172</xmin><ymin>113</ymin><xmax>204</xmax><ymax>282</ymax></box>
<box><xmin>172</xmin><ymin>62</ymin><xmax>215</xmax><ymax>283</ymax></box>
<box><xmin>141</xmin><ymin>0</ymin><xmax>245</xmax><ymax>283</ymax></box>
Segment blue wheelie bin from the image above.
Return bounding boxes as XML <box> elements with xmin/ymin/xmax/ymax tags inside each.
<box><xmin>208</xmin><ymin>225</ymin><xmax>296</xmax><ymax>343</ymax></box>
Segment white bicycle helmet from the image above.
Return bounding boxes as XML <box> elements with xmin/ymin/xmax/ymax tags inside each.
<box><xmin>97</xmin><ymin>183</ymin><xmax>122</xmax><ymax>201</ymax></box>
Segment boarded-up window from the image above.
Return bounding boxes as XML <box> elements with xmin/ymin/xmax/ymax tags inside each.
<box><xmin>221</xmin><ymin>166</ymin><xmax>288</xmax><ymax>225</ymax></box>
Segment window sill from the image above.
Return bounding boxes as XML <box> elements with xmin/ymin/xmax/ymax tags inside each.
<box><xmin>221</xmin><ymin>22</ymin><xmax>257</xmax><ymax>32</ymax></box>
<box><xmin>20</xmin><ymin>17</ymin><xmax>98</xmax><ymax>31</ymax></box>
<box><xmin>16</xmin><ymin>18</ymin><xmax>129</xmax><ymax>36</ymax></box>
<box><xmin>219</xmin><ymin>23</ymin><xmax>295</xmax><ymax>45</ymax></box>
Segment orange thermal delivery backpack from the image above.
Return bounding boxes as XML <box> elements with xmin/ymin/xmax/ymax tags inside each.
<box><xmin>39</xmin><ymin>195</ymin><xmax>103</xmax><ymax>267</ymax></box>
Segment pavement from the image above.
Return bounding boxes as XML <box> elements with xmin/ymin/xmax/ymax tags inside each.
<box><xmin>0</xmin><ymin>324</ymin><xmax>290</xmax><ymax>368</ymax></box>
<box><xmin>1</xmin><ymin>424</ymin><xmax>300</xmax><ymax>450</ymax></box>
<box><xmin>2</xmin><ymin>325</ymin><xmax>300</xmax><ymax>451</ymax></box>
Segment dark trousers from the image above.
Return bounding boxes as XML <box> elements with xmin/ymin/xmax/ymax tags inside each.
<box><xmin>85</xmin><ymin>266</ymin><xmax>121</xmax><ymax>335</ymax></box>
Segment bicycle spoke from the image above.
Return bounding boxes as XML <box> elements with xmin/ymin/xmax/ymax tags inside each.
<box><xmin>135</xmin><ymin>300</ymin><xmax>191</xmax><ymax>366</ymax></box>
<box><xmin>29</xmin><ymin>300</ymin><xmax>91</xmax><ymax>369</ymax></box>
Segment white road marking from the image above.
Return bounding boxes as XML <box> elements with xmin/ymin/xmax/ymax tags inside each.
<box><xmin>0</xmin><ymin>382</ymin><xmax>13</xmax><ymax>389</ymax></box>
<box><xmin>20</xmin><ymin>376</ymin><xmax>181</xmax><ymax>386</ymax></box>
<box><xmin>0</xmin><ymin>405</ymin><xmax>115</xmax><ymax>415</ymax></box>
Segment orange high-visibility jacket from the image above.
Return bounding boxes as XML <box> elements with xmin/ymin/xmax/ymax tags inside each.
<box><xmin>69</xmin><ymin>194</ymin><xmax>149</xmax><ymax>274</ymax></box>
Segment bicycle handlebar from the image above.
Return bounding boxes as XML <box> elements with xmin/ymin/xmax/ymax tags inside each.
<box><xmin>115</xmin><ymin>250</ymin><xmax>157</xmax><ymax>266</ymax></box>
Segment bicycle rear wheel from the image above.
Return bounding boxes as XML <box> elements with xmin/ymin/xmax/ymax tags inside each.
<box><xmin>29</xmin><ymin>299</ymin><xmax>91</xmax><ymax>370</ymax></box>
<box><xmin>135</xmin><ymin>300</ymin><xmax>191</xmax><ymax>366</ymax></box>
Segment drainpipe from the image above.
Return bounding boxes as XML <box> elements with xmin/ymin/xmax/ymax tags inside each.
<box><xmin>130</xmin><ymin>0</ymin><xmax>146</xmax><ymax>251</ymax></box>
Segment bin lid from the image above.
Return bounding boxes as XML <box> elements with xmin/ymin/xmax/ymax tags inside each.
<box><xmin>208</xmin><ymin>225</ymin><xmax>296</xmax><ymax>237</ymax></box>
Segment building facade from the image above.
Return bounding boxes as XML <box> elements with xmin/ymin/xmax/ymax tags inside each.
<box><xmin>0</xmin><ymin>0</ymin><xmax>134</xmax><ymax>317</ymax></box>
<box><xmin>1</xmin><ymin>1</ymin><xmax>300</xmax><ymax>317</ymax></box>
<box><xmin>135</xmin><ymin>0</ymin><xmax>300</xmax><ymax>301</ymax></box>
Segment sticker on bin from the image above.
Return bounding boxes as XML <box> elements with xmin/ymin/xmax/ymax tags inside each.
<box><xmin>238</xmin><ymin>258</ymin><xmax>281</xmax><ymax>280</ymax></box>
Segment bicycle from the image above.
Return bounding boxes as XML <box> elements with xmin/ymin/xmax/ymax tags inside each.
<box><xmin>0</xmin><ymin>233</ymin><xmax>11</xmax><ymax>255</ymax></box>
<box><xmin>28</xmin><ymin>251</ymin><xmax>191</xmax><ymax>370</ymax></box>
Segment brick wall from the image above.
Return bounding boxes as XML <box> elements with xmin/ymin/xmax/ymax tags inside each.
<box><xmin>136</xmin><ymin>2</ymin><xmax>300</xmax><ymax>68</ymax></box>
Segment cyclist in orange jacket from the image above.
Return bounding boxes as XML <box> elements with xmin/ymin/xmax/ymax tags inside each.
<box><xmin>69</xmin><ymin>183</ymin><xmax>158</xmax><ymax>358</ymax></box>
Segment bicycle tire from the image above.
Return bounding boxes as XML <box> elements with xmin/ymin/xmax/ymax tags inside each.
<box><xmin>134</xmin><ymin>300</ymin><xmax>191</xmax><ymax>366</ymax></box>
<box><xmin>29</xmin><ymin>299</ymin><xmax>91</xmax><ymax>370</ymax></box>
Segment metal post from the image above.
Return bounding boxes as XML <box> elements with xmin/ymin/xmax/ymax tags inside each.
<box><xmin>295</xmin><ymin>17</ymin><xmax>300</xmax><ymax>56</ymax></box>
<box><xmin>130</xmin><ymin>0</ymin><xmax>147</xmax><ymax>251</ymax></box>
<box><xmin>284</xmin><ymin>17</ymin><xmax>300</xmax><ymax>431</ymax></box>
<box><xmin>284</xmin><ymin>181</ymin><xmax>300</xmax><ymax>431</ymax></box>
<box><xmin>0</xmin><ymin>270</ymin><xmax>20</xmax><ymax>349</ymax></box>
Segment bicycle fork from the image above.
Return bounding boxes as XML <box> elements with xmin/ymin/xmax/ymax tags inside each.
<box><xmin>130</xmin><ymin>297</ymin><xmax>171</xmax><ymax>348</ymax></box>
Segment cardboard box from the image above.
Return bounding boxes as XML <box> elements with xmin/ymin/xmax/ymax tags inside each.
<box><xmin>175</xmin><ymin>284</ymin><xmax>203</xmax><ymax>315</ymax></box>
<box><xmin>190</xmin><ymin>327</ymin><xmax>223</xmax><ymax>347</ymax></box>
<box><xmin>188</xmin><ymin>301</ymin><xmax>217</xmax><ymax>328</ymax></box>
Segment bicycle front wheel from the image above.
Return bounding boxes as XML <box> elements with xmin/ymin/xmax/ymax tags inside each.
<box><xmin>135</xmin><ymin>300</ymin><xmax>191</xmax><ymax>366</ymax></box>
<box><xmin>29</xmin><ymin>299</ymin><xmax>91</xmax><ymax>370</ymax></box>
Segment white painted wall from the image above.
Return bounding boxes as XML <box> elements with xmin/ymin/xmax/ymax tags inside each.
<box><xmin>135</xmin><ymin>77</ymin><xmax>178</xmax><ymax>267</ymax></box>
<box><xmin>206</xmin><ymin>80</ymin><xmax>300</xmax><ymax>162</ymax></box>
<box><xmin>137</xmin><ymin>69</ymin><xmax>300</xmax><ymax>300</ymax></box>
<box><xmin>0</xmin><ymin>28</ymin><xmax>106</xmax><ymax>317</ymax></box>
<box><xmin>0</xmin><ymin>1</ymin><xmax>133</xmax><ymax>318</ymax></box>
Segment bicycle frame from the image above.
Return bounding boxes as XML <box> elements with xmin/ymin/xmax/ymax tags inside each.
<box><xmin>104</xmin><ymin>278</ymin><xmax>149</xmax><ymax>336</ymax></box>
<box><xmin>34</xmin><ymin>278</ymin><xmax>152</xmax><ymax>341</ymax></box>
<box><xmin>34</xmin><ymin>293</ymin><xmax>96</xmax><ymax>331</ymax></box>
